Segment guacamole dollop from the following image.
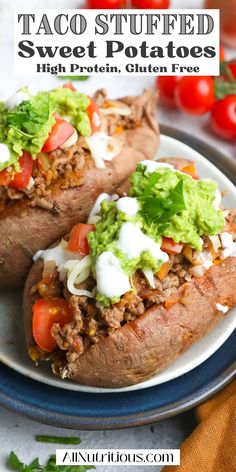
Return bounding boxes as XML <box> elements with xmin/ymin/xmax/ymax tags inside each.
<box><xmin>88</xmin><ymin>163</ymin><xmax>224</xmax><ymax>306</ymax></box>
<box><xmin>88</xmin><ymin>164</ymin><xmax>225</xmax><ymax>305</ymax></box>
<box><xmin>89</xmin><ymin>200</ymin><xmax>165</xmax><ymax>273</ymax></box>
<box><xmin>130</xmin><ymin>164</ymin><xmax>224</xmax><ymax>252</ymax></box>
<box><xmin>88</xmin><ymin>200</ymin><xmax>169</xmax><ymax>307</ymax></box>
<box><xmin>0</xmin><ymin>87</ymin><xmax>91</xmax><ymax>172</ymax></box>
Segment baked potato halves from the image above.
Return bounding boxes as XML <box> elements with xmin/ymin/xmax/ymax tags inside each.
<box><xmin>0</xmin><ymin>87</ymin><xmax>159</xmax><ymax>289</ymax></box>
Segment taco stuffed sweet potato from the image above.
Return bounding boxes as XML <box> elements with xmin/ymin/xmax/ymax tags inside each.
<box><xmin>23</xmin><ymin>158</ymin><xmax>236</xmax><ymax>388</ymax></box>
<box><xmin>0</xmin><ymin>86</ymin><xmax>159</xmax><ymax>289</ymax></box>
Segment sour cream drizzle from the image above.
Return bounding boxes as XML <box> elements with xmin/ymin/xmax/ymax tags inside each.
<box><xmin>116</xmin><ymin>197</ymin><xmax>139</xmax><ymax>216</ymax></box>
<box><xmin>96</xmin><ymin>223</ymin><xmax>168</xmax><ymax>299</ymax></box>
<box><xmin>141</xmin><ymin>160</ymin><xmax>174</xmax><ymax>174</ymax></box>
<box><xmin>87</xmin><ymin>192</ymin><xmax>118</xmax><ymax>224</ymax></box>
<box><xmin>96</xmin><ymin>251</ymin><xmax>131</xmax><ymax>298</ymax></box>
<box><xmin>0</xmin><ymin>144</ymin><xmax>10</xmax><ymax>164</ymax></box>
<box><xmin>117</xmin><ymin>222</ymin><xmax>168</xmax><ymax>262</ymax></box>
<box><xmin>85</xmin><ymin>132</ymin><xmax>122</xmax><ymax>169</ymax></box>
<box><xmin>33</xmin><ymin>241</ymin><xmax>80</xmax><ymax>269</ymax></box>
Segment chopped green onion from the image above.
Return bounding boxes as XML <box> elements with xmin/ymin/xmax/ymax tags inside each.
<box><xmin>35</xmin><ymin>434</ymin><xmax>81</xmax><ymax>445</ymax></box>
<box><xmin>58</xmin><ymin>76</ymin><xmax>89</xmax><ymax>81</ymax></box>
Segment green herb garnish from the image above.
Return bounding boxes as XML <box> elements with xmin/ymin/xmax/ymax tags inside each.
<box><xmin>141</xmin><ymin>179</ymin><xmax>186</xmax><ymax>227</ymax></box>
<box><xmin>215</xmin><ymin>61</ymin><xmax>236</xmax><ymax>99</ymax></box>
<box><xmin>58</xmin><ymin>76</ymin><xmax>89</xmax><ymax>81</ymax></box>
<box><xmin>7</xmin><ymin>451</ymin><xmax>95</xmax><ymax>472</ymax></box>
<box><xmin>6</xmin><ymin>98</ymin><xmax>51</xmax><ymax>136</ymax></box>
<box><xmin>7</xmin><ymin>452</ymin><xmax>41</xmax><ymax>471</ymax></box>
<box><xmin>0</xmin><ymin>93</ymin><xmax>55</xmax><ymax>170</ymax></box>
<box><xmin>46</xmin><ymin>455</ymin><xmax>95</xmax><ymax>471</ymax></box>
<box><xmin>35</xmin><ymin>435</ymin><xmax>81</xmax><ymax>445</ymax></box>
<box><xmin>139</xmin><ymin>172</ymin><xmax>161</xmax><ymax>198</ymax></box>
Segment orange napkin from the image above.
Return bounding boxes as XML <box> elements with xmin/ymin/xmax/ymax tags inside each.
<box><xmin>163</xmin><ymin>380</ymin><xmax>236</xmax><ymax>472</ymax></box>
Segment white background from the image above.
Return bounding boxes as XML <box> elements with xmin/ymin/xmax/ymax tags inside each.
<box><xmin>0</xmin><ymin>0</ymin><xmax>235</xmax><ymax>471</ymax></box>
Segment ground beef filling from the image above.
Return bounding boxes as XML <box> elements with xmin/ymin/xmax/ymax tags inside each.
<box><xmin>0</xmin><ymin>93</ymin><xmax>140</xmax><ymax>213</ymax></box>
<box><xmin>34</xmin><ymin>249</ymin><xmax>193</xmax><ymax>376</ymax></box>
<box><xmin>0</xmin><ymin>136</ymin><xmax>92</xmax><ymax>212</ymax></box>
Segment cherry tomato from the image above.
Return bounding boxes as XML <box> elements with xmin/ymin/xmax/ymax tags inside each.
<box><xmin>156</xmin><ymin>76</ymin><xmax>181</xmax><ymax>107</ymax></box>
<box><xmin>9</xmin><ymin>152</ymin><xmax>33</xmax><ymax>189</ymax></box>
<box><xmin>42</xmin><ymin>116</ymin><xmax>75</xmax><ymax>152</ymax></box>
<box><xmin>131</xmin><ymin>0</ymin><xmax>169</xmax><ymax>8</ymax></box>
<box><xmin>62</xmin><ymin>82</ymin><xmax>77</xmax><ymax>92</ymax></box>
<box><xmin>87</xmin><ymin>100</ymin><xmax>101</xmax><ymax>134</ymax></box>
<box><xmin>161</xmin><ymin>237</ymin><xmax>183</xmax><ymax>255</ymax></box>
<box><xmin>86</xmin><ymin>0</ymin><xmax>124</xmax><ymax>8</ymax></box>
<box><xmin>210</xmin><ymin>95</ymin><xmax>236</xmax><ymax>140</ymax></box>
<box><xmin>0</xmin><ymin>166</ymin><xmax>14</xmax><ymax>186</ymax></box>
<box><xmin>32</xmin><ymin>298</ymin><xmax>73</xmax><ymax>352</ymax></box>
<box><xmin>220</xmin><ymin>45</ymin><xmax>225</xmax><ymax>61</ymax></box>
<box><xmin>175</xmin><ymin>76</ymin><xmax>215</xmax><ymax>115</ymax></box>
<box><xmin>68</xmin><ymin>223</ymin><xmax>95</xmax><ymax>255</ymax></box>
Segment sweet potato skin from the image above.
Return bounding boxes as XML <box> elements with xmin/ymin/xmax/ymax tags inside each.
<box><xmin>23</xmin><ymin>257</ymin><xmax>236</xmax><ymax>388</ymax></box>
<box><xmin>0</xmin><ymin>89</ymin><xmax>159</xmax><ymax>289</ymax></box>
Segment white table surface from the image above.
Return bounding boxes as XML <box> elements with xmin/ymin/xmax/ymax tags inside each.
<box><xmin>0</xmin><ymin>0</ymin><xmax>235</xmax><ymax>470</ymax></box>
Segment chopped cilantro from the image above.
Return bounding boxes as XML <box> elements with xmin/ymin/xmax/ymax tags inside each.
<box><xmin>7</xmin><ymin>451</ymin><xmax>95</xmax><ymax>472</ymax></box>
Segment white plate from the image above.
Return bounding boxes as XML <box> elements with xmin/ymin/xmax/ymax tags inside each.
<box><xmin>0</xmin><ymin>134</ymin><xmax>236</xmax><ymax>393</ymax></box>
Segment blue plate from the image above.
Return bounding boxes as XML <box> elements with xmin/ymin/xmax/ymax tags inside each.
<box><xmin>0</xmin><ymin>330</ymin><xmax>235</xmax><ymax>430</ymax></box>
<box><xmin>0</xmin><ymin>127</ymin><xmax>235</xmax><ymax>430</ymax></box>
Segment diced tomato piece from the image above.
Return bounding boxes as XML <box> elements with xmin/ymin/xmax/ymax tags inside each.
<box><xmin>42</xmin><ymin>116</ymin><xmax>75</xmax><ymax>153</ymax></box>
<box><xmin>68</xmin><ymin>223</ymin><xmax>95</xmax><ymax>255</ymax></box>
<box><xmin>161</xmin><ymin>237</ymin><xmax>183</xmax><ymax>255</ymax></box>
<box><xmin>0</xmin><ymin>166</ymin><xmax>14</xmax><ymax>186</ymax></box>
<box><xmin>32</xmin><ymin>298</ymin><xmax>73</xmax><ymax>352</ymax></box>
<box><xmin>62</xmin><ymin>82</ymin><xmax>77</xmax><ymax>92</ymax></box>
<box><xmin>0</xmin><ymin>152</ymin><xmax>33</xmax><ymax>188</ymax></box>
<box><xmin>181</xmin><ymin>164</ymin><xmax>200</xmax><ymax>180</ymax></box>
<box><xmin>87</xmin><ymin>99</ymin><xmax>101</xmax><ymax>134</ymax></box>
<box><xmin>8</xmin><ymin>152</ymin><xmax>33</xmax><ymax>189</ymax></box>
